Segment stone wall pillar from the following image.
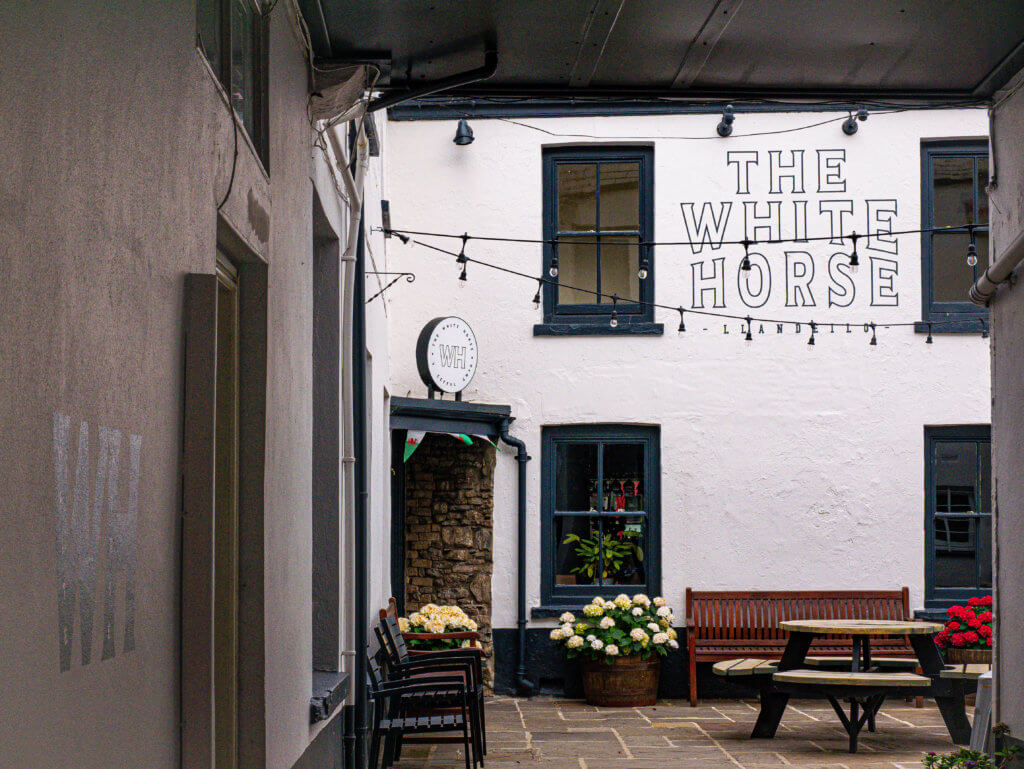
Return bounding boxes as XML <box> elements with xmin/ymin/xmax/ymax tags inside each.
<box><xmin>404</xmin><ymin>434</ymin><xmax>495</xmax><ymax>687</ymax></box>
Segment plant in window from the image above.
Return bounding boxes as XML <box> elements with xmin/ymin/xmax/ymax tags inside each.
<box><xmin>935</xmin><ymin>595</ymin><xmax>993</xmax><ymax>662</ymax></box>
<box><xmin>562</xmin><ymin>528</ymin><xmax>642</xmax><ymax>581</ymax></box>
<box><xmin>550</xmin><ymin>595</ymin><xmax>678</xmax><ymax>707</ymax></box>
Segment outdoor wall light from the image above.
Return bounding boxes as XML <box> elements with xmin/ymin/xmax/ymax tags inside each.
<box><xmin>842</xmin><ymin>107</ymin><xmax>869</xmax><ymax>135</ymax></box>
<box><xmin>716</xmin><ymin>104</ymin><xmax>735</xmax><ymax>137</ymax></box>
<box><xmin>454</xmin><ymin>118</ymin><xmax>475</xmax><ymax>145</ymax></box>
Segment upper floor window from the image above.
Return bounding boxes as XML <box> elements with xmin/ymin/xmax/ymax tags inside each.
<box><xmin>537</xmin><ymin>147</ymin><xmax>659</xmax><ymax>335</ymax></box>
<box><xmin>925</xmin><ymin>426</ymin><xmax>991</xmax><ymax>610</ymax></box>
<box><xmin>197</xmin><ymin>0</ymin><xmax>269</xmax><ymax>169</ymax></box>
<box><xmin>920</xmin><ymin>140</ymin><xmax>989</xmax><ymax>330</ymax></box>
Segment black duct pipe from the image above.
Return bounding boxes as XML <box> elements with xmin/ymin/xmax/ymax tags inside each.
<box><xmin>498</xmin><ymin>418</ymin><xmax>534</xmax><ymax>696</ymax></box>
<box><xmin>352</xmin><ymin>214</ymin><xmax>370</xmax><ymax>767</ymax></box>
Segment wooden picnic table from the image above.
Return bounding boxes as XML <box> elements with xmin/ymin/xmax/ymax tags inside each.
<box><xmin>747</xmin><ymin>618</ymin><xmax>972</xmax><ymax>753</ymax></box>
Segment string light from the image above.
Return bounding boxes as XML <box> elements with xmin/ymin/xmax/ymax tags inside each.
<box><xmin>717</xmin><ymin>104</ymin><xmax>735</xmax><ymax>137</ymax></box>
<box><xmin>677</xmin><ymin>307</ymin><xmax>686</xmax><ymax>335</ymax></box>
<box><xmin>609</xmin><ymin>296</ymin><xmax>619</xmax><ymax>328</ymax></box>
<box><xmin>808</xmin><ymin>321</ymin><xmax>816</xmax><ymax>347</ymax></box>
<box><xmin>848</xmin><ymin>231</ymin><xmax>860</xmax><ymax>273</ymax></box>
<box><xmin>842</xmin><ymin>107</ymin><xmax>869</xmax><ymax>135</ymax></box>
<box><xmin>549</xmin><ymin>242</ymin><xmax>559</xmax><ymax>277</ymax></box>
<box><xmin>456</xmin><ymin>233</ymin><xmax>469</xmax><ymax>285</ymax></box>
<box><xmin>740</xmin><ymin>238</ymin><xmax>753</xmax><ymax>273</ymax></box>
<box><xmin>869</xmin><ymin>322</ymin><xmax>877</xmax><ymax>346</ymax></box>
<box><xmin>966</xmin><ymin>225</ymin><xmax>978</xmax><ymax>268</ymax></box>
<box><xmin>926</xmin><ymin>322</ymin><xmax>933</xmax><ymax>344</ymax></box>
<box><xmin>532</xmin><ymin>279</ymin><xmax>542</xmax><ymax>308</ymax></box>
<box><xmin>981</xmin><ymin>319</ymin><xmax>989</xmax><ymax>339</ymax></box>
<box><xmin>638</xmin><ymin>251</ymin><xmax>650</xmax><ymax>281</ymax></box>
<box><xmin>744</xmin><ymin>316</ymin><xmax>753</xmax><ymax>345</ymax></box>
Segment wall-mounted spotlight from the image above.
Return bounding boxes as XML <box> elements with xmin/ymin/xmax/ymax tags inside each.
<box><xmin>842</xmin><ymin>107</ymin><xmax>869</xmax><ymax>135</ymax></box>
<box><xmin>717</xmin><ymin>104</ymin><xmax>735</xmax><ymax>137</ymax></box>
<box><xmin>454</xmin><ymin>118</ymin><xmax>475</xmax><ymax>145</ymax></box>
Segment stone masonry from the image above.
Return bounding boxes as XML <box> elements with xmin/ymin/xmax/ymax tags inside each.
<box><xmin>404</xmin><ymin>433</ymin><xmax>495</xmax><ymax>687</ymax></box>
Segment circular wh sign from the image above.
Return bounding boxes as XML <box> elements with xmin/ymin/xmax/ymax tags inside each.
<box><xmin>416</xmin><ymin>317</ymin><xmax>478</xmax><ymax>393</ymax></box>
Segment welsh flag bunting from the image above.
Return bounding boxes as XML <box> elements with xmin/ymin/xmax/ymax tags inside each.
<box><xmin>404</xmin><ymin>430</ymin><xmax>426</xmax><ymax>462</ymax></box>
<box><xmin>446</xmin><ymin>433</ymin><xmax>474</xmax><ymax>445</ymax></box>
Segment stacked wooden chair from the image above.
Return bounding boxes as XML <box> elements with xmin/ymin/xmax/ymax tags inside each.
<box><xmin>366</xmin><ymin>599</ymin><xmax>487</xmax><ymax>769</ymax></box>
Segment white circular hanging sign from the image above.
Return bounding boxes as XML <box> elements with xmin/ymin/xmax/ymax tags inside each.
<box><xmin>415</xmin><ymin>316</ymin><xmax>478</xmax><ymax>393</ymax></box>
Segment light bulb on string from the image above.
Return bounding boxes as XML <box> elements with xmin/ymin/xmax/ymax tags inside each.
<box><xmin>744</xmin><ymin>316</ymin><xmax>753</xmax><ymax>345</ymax></box>
<box><xmin>456</xmin><ymin>233</ymin><xmax>468</xmax><ymax>286</ymax></box>
<box><xmin>677</xmin><ymin>307</ymin><xmax>686</xmax><ymax>335</ymax></box>
<box><xmin>926</xmin><ymin>323</ymin><xmax>933</xmax><ymax>344</ymax></box>
<box><xmin>981</xmin><ymin>319</ymin><xmax>989</xmax><ymax>339</ymax></box>
<box><xmin>808</xmin><ymin>321</ymin><xmax>816</xmax><ymax>347</ymax></box>
<box><xmin>966</xmin><ymin>225</ymin><xmax>978</xmax><ymax>268</ymax></box>
<box><xmin>549</xmin><ymin>242</ymin><xmax>560</xmax><ymax>277</ymax></box>
<box><xmin>849</xmin><ymin>232</ymin><xmax>860</xmax><ymax>274</ymax></box>
<box><xmin>638</xmin><ymin>250</ymin><xmax>650</xmax><ymax>281</ymax></box>
<box><xmin>740</xmin><ymin>238</ymin><xmax>753</xmax><ymax>274</ymax></box>
<box><xmin>869</xmin><ymin>322</ymin><xmax>877</xmax><ymax>346</ymax></box>
<box><xmin>609</xmin><ymin>296</ymin><xmax>619</xmax><ymax>328</ymax></box>
<box><xmin>532</xmin><ymin>279</ymin><xmax>542</xmax><ymax>308</ymax></box>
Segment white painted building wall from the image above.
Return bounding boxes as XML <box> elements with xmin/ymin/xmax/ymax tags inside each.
<box><xmin>383</xmin><ymin>109</ymin><xmax>990</xmax><ymax>632</ymax></box>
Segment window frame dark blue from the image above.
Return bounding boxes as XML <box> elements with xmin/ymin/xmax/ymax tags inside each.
<box><xmin>537</xmin><ymin>146</ymin><xmax>659</xmax><ymax>336</ymax></box>
<box><xmin>539</xmin><ymin>424</ymin><xmax>661</xmax><ymax>611</ymax></box>
<box><xmin>923</xmin><ymin>424</ymin><xmax>992</xmax><ymax>611</ymax></box>
<box><xmin>918</xmin><ymin>139</ymin><xmax>989</xmax><ymax>332</ymax></box>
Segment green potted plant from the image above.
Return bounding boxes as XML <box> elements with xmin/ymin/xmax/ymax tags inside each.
<box><xmin>550</xmin><ymin>594</ymin><xmax>679</xmax><ymax>707</ymax></box>
<box><xmin>562</xmin><ymin>528</ymin><xmax>643</xmax><ymax>585</ymax></box>
<box><xmin>923</xmin><ymin>743</ymin><xmax>1020</xmax><ymax>769</ymax></box>
<box><xmin>936</xmin><ymin>595</ymin><xmax>993</xmax><ymax>664</ymax></box>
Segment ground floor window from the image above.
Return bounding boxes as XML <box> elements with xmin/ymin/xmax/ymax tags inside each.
<box><xmin>925</xmin><ymin>425</ymin><xmax>991</xmax><ymax>608</ymax></box>
<box><xmin>541</xmin><ymin>425</ymin><xmax>660</xmax><ymax>607</ymax></box>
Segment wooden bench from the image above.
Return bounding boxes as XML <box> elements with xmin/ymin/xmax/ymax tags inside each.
<box><xmin>941</xmin><ymin>663</ymin><xmax>992</xmax><ymax>680</ymax></box>
<box><xmin>712</xmin><ymin>658</ymin><xmax>778</xmax><ymax>677</ymax></box>
<box><xmin>772</xmin><ymin>669</ymin><xmax>930</xmax><ymax>687</ymax></box>
<box><xmin>685</xmin><ymin>587</ymin><xmax>913</xmax><ymax>705</ymax></box>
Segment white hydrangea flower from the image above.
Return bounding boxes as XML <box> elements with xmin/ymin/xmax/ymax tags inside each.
<box><xmin>559</xmin><ymin>612</ymin><xmax>576</xmax><ymax>624</ymax></box>
<box><xmin>590</xmin><ymin>638</ymin><xmax>604</xmax><ymax>651</ymax></box>
<box><xmin>567</xmin><ymin>635</ymin><xmax>584</xmax><ymax>649</ymax></box>
<box><xmin>614</xmin><ymin>594</ymin><xmax>632</xmax><ymax>609</ymax></box>
<box><xmin>424</xmin><ymin>619</ymin><xmax>445</xmax><ymax>634</ymax></box>
<box><xmin>408</xmin><ymin>612</ymin><xmax>424</xmax><ymax>626</ymax></box>
<box><xmin>583</xmin><ymin>603</ymin><xmax>604</xmax><ymax>617</ymax></box>
<box><xmin>397</xmin><ymin>617</ymin><xmax>410</xmax><ymax>633</ymax></box>
<box><xmin>586</xmin><ymin>634</ymin><xmax>596</xmax><ymax>643</ymax></box>
<box><xmin>668</xmin><ymin>639</ymin><xmax>679</xmax><ymax>650</ymax></box>
<box><xmin>590</xmin><ymin>596</ymin><xmax>604</xmax><ymax>605</ymax></box>
<box><xmin>465</xmin><ymin>619</ymin><xmax>478</xmax><ymax>631</ymax></box>
<box><xmin>667</xmin><ymin>628</ymin><xmax>678</xmax><ymax>640</ymax></box>
<box><xmin>632</xmin><ymin>593</ymin><xmax>651</xmax><ymax>607</ymax></box>
<box><xmin>652</xmin><ymin>632</ymin><xmax>669</xmax><ymax>645</ymax></box>
<box><xmin>549</xmin><ymin>626</ymin><xmax>568</xmax><ymax>641</ymax></box>
<box><xmin>561</xmin><ymin>622</ymin><xmax>574</xmax><ymax>633</ymax></box>
<box><xmin>652</xmin><ymin>597</ymin><xmax>667</xmax><ymax>607</ymax></box>
<box><xmin>656</xmin><ymin>606</ymin><xmax>672</xmax><ymax>618</ymax></box>
<box><xmin>647</xmin><ymin>622</ymin><xmax>660</xmax><ymax>633</ymax></box>
<box><xmin>629</xmin><ymin>628</ymin><xmax>649</xmax><ymax>642</ymax></box>
<box><xmin>605</xmin><ymin>644</ymin><xmax>619</xmax><ymax>656</ymax></box>
<box><xmin>631</xmin><ymin>607</ymin><xmax>643</xmax><ymax>616</ymax></box>
<box><xmin>599</xmin><ymin>616</ymin><xmax>615</xmax><ymax>630</ymax></box>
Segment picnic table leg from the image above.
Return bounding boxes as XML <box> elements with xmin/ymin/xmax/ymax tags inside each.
<box><xmin>908</xmin><ymin>634</ymin><xmax>972</xmax><ymax>744</ymax></box>
<box><xmin>751</xmin><ymin>632</ymin><xmax>813</xmax><ymax>739</ymax></box>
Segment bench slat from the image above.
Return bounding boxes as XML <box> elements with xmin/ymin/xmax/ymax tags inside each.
<box><xmin>940</xmin><ymin>663</ymin><xmax>992</xmax><ymax>679</ymax></box>
<box><xmin>773</xmin><ymin>669</ymin><xmax>930</xmax><ymax>687</ymax></box>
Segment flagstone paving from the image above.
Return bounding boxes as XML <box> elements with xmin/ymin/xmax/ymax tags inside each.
<box><xmin>394</xmin><ymin>696</ymin><xmax>969</xmax><ymax>769</ymax></box>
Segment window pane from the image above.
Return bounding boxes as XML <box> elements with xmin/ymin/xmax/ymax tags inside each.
<box><xmin>934</xmin><ymin>441</ymin><xmax>978</xmax><ymax>501</ymax></box>
<box><xmin>932</xmin><ymin>232</ymin><xmax>988</xmax><ymax>303</ymax></box>
<box><xmin>600</xmin><ymin>238</ymin><xmax>640</xmax><ymax>304</ymax></box>
<box><xmin>197</xmin><ymin>0</ymin><xmax>221</xmax><ymax>74</ymax></box>
<box><xmin>558</xmin><ymin>164</ymin><xmax>597</xmax><ymax>232</ymax></box>
<box><xmin>601</xmin><ymin>443</ymin><xmax>644</xmax><ymax>512</ymax></box>
<box><xmin>599</xmin><ymin>162</ymin><xmax>640</xmax><ymax>231</ymax></box>
<box><xmin>603</xmin><ymin>515</ymin><xmax>646</xmax><ymax>585</ymax></box>
<box><xmin>934</xmin><ymin>516</ymin><xmax>979</xmax><ymax>587</ymax></box>
<box><xmin>555</xmin><ymin>516</ymin><xmax>601</xmax><ymax>585</ymax></box>
<box><xmin>555</xmin><ymin>443</ymin><xmax>597</xmax><ymax>511</ymax></box>
<box><xmin>932</xmin><ymin>156</ymin><xmax>975</xmax><ymax>226</ymax></box>
<box><xmin>977</xmin><ymin>157</ymin><xmax>989</xmax><ymax>224</ymax></box>
<box><xmin>556</xmin><ymin>239</ymin><xmax>598</xmax><ymax>304</ymax></box>
<box><xmin>231</xmin><ymin>0</ymin><xmax>256</xmax><ymax>137</ymax></box>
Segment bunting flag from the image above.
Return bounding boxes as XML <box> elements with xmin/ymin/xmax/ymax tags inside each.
<box><xmin>446</xmin><ymin>433</ymin><xmax>474</xmax><ymax>445</ymax></box>
<box><xmin>404</xmin><ymin>430</ymin><xmax>426</xmax><ymax>462</ymax></box>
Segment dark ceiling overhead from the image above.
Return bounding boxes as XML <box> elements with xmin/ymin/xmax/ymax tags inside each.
<box><xmin>299</xmin><ymin>0</ymin><xmax>1024</xmax><ymax>103</ymax></box>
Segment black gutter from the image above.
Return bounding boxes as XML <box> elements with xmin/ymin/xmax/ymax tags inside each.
<box><xmin>367</xmin><ymin>49</ymin><xmax>497</xmax><ymax>113</ymax></box>
<box><xmin>352</xmin><ymin>214</ymin><xmax>370</xmax><ymax>767</ymax></box>
<box><xmin>498</xmin><ymin>418</ymin><xmax>534</xmax><ymax>696</ymax></box>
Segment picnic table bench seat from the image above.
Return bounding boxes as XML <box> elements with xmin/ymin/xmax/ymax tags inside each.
<box><xmin>772</xmin><ymin>669</ymin><xmax>931</xmax><ymax>688</ymax></box>
<box><xmin>712</xmin><ymin>658</ymin><xmax>778</xmax><ymax>677</ymax></box>
<box><xmin>685</xmin><ymin>587</ymin><xmax>913</xmax><ymax>705</ymax></box>
<box><xmin>941</xmin><ymin>663</ymin><xmax>992</xmax><ymax>680</ymax></box>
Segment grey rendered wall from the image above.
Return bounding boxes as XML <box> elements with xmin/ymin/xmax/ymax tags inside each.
<box><xmin>0</xmin><ymin>3</ymin><xmax>351</xmax><ymax>768</ymax></box>
<box><xmin>988</xmin><ymin>79</ymin><xmax>1024</xmax><ymax>738</ymax></box>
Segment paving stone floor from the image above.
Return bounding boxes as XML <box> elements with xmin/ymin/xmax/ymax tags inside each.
<box><xmin>393</xmin><ymin>696</ymin><xmax>969</xmax><ymax>769</ymax></box>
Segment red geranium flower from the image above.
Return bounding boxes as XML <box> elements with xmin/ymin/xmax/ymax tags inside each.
<box><xmin>968</xmin><ymin>597</ymin><xmax>981</xmax><ymax>606</ymax></box>
<box><xmin>981</xmin><ymin>595</ymin><xmax>993</xmax><ymax>606</ymax></box>
<box><xmin>967</xmin><ymin>616</ymin><xmax>981</xmax><ymax>629</ymax></box>
<box><xmin>964</xmin><ymin>631</ymin><xmax>980</xmax><ymax>644</ymax></box>
<box><xmin>986</xmin><ymin>637</ymin><xmax>993</xmax><ymax>646</ymax></box>
<box><xmin>935</xmin><ymin>631</ymin><xmax>950</xmax><ymax>647</ymax></box>
<box><xmin>946</xmin><ymin>621</ymin><xmax>960</xmax><ymax>631</ymax></box>
<box><xmin>978</xmin><ymin>611</ymin><xmax>993</xmax><ymax>623</ymax></box>
<box><xmin>950</xmin><ymin>633</ymin><xmax>967</xmax><ymax>647</ymax></box>
<box><xmin>978</xmin><ymin>625</ymin><xmax>993</xmax><ymax>638</ymax></box>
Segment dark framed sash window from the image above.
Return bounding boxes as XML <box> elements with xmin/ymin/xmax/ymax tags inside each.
<box><xmin>540</xmin><ymin>425</ymin><xmax>660</xmax><ymax>608</ymax></box>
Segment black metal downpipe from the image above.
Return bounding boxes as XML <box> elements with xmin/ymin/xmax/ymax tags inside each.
<box><xmin>352</xmin><ymin>215</ymin><xmax>370</xmax><ymax>767</ymax></box>
<box><xmin>498</xmin><ymin>418</ymin><xmax>534</xmax><ymax>696</ymax></box>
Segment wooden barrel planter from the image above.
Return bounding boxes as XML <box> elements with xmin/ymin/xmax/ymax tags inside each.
<box><xmin>945</xmin><ymin>647</ymin><xmax>992</xmax><ymax>664</ymax></box>
<box><xmin>580</xmin><ymin>656</ymin><xmax>660</xmax><ymax>707</ymax></box>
